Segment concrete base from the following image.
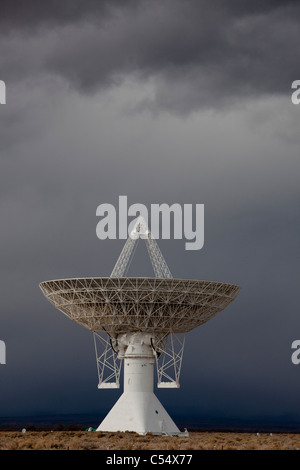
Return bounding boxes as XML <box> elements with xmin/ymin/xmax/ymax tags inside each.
<box><xmin>96</xmin><ymin>391</ymin><xmax>181</xmax><ymax>435</ymax></box>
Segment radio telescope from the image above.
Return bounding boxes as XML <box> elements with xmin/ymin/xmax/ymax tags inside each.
<box><xmin>39</xmin><ymin>217</ymin><xmax>240</xmax><ymax>435</ymax></box>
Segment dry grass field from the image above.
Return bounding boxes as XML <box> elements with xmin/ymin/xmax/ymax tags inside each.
<box><xmin>0</xmin><ymin>430</ymin><xmax>300</xmax><ymax>450</ymax></box>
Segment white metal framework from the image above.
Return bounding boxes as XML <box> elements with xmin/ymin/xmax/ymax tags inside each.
<box><xmin>154</xmin><ymin>333</ymin><xmax>186</xmax><ymax>388</ymax></box>
<box><xmin>40</xmin><ymin>276</ymin><xmax>239</xmax><ymax>392</ymax></box>
<box><xmin>93</xmin><ymin>332</ymin><xmax>121</xmax><ymax>389</ymax></box>
<box><xmin>110</xmin><ymin>216</ymin><xmax>173</xmax><ymax>279</ymax></box>
<box><xmin>40</xmin><ymin>277</ymin><xmax>240</xmax><ymax>336</ymax></box>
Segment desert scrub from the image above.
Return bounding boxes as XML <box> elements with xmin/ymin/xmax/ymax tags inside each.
<box><xmin>1</xmin><ymin>430</ymin><xmax>300</xmax><ymax>450</ymax></box>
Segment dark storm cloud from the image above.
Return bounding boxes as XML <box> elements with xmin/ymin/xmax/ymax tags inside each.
<box><xmin>1</xmin><ymin>0</ymin><xmax>299</xmax><ymax>112</ymax></box>
<box><xmin>0</xmin><ymin>0</ymin><xmax>138</xmax><ymax>30</ymax></box>
<box><xmin>0</xmin><ymin>0</ymin><xmax>300</xmax><ymax>426</ymax></box>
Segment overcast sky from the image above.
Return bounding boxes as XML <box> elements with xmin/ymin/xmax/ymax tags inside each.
<box><xmin>0</xmin><ymin>0</ymin><xmax>300</xmax><ymax>429</ymax></box>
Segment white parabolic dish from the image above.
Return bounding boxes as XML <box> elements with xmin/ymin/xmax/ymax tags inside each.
<box><xmin>39</xmin><ymin>277</ymin><xmax>240</xmax><ymax>336</ymax></box>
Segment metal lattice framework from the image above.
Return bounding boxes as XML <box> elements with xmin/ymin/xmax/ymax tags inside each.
<box><xmin>39</xmin><ymin>277</ymin><xmax>240</xmax><ymax>337</ymax></box>
<box><xmin>40</xmin><ymin>277</ymin><xmax>240</xmax><ymax>388</ymax></box>
<box><xmin>110</xmin><ymin>216</ymin><xmax>173</xmax><ymax>279</ymax></box>
<box><xmin>154</xmin><ymin>333</ymin><xmax>186</xmax><ymax>388</ymax></box>
<box><xmin>39</xmin><ymin>216</ymin><xmax>240</xmax><ymax>390</ymax></box>
<box><xmin>93</xmin><ymin>332</ymin><xmax>121</xmax><ymax>389</ymax></box>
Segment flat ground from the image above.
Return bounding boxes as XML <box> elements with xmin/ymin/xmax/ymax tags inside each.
<box><xmin>0</xmin><ymin>430</ymin><xmax>300</xmax><ymax>450</ymax></box>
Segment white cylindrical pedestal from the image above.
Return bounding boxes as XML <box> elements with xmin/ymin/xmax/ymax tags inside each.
<box><xmin>123</xmin><ymin>334</ymin><xmax>154</xmax><ymax>394</ymax></box>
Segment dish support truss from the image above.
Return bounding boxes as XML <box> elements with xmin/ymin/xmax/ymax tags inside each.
<box><xmin>93</xmin><ymin>332</ymin><xmax>122</xmax><ymax>389</ymax></box>
<box><xmin>94</xmin><ymin>331</ymin><xmax>185</xmax><ymax>390</ymax></box>
<box><xmin>110</xmin><ymin>216</ymin><xmax>173</xmax><ymax>279</ymax></box>
<box><xmin>154</xmin><ymin>333</ymin><xmax>185</xmax><ymax>389</ymax></box>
